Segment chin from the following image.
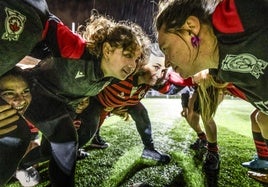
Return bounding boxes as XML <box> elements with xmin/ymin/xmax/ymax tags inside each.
<box><xmin>177</xmin><ymin>71</ymin><xmax>189</xmax><ymax>79</ymax></box>
<box><xmin>119</xmin><ymin>74</ymin><xmax>129</xmax><ymax>80</ymax></box>
<box><xmin>75</xmin><ymin>109</ymin><xmax>82</xmax><ymax>114</ymax></box>
<box><xmin>116</xmin><ymin>76</ymin><xmax>125</xmax><ymax>80</ymax></box>
<box><xmin>148</xmin><ymin>81</ymin><xmax>156</xmax><ymax>86</ymax></box>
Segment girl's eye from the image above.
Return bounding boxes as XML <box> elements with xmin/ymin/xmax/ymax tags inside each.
<box><xmin>1</xmin><ymin>92</ymin><xmax>16</xmax><ymax>99</ymax></box>
<box><xmin>123</xmin><ymin>53</ymin><xmax>132</xmax><ymax>58</ymax></box>
<box><xmin>0</xmin><ymin>88</ymin><xmax>31</xmax><ymax>99</ymax></box>
<box><xmin>21</xmin><ymin>89</ymin><xmax>31</xmax><ymax>96</ymax></box>
<box><xmin>154</xmin><ymin>66</ymin><xmax>160</xmax><ymax>71</ymax></box>
<box><xmin>161</xmin><ymin>47</ymin><xmax>167</xmax><ymax>55</ymax></box>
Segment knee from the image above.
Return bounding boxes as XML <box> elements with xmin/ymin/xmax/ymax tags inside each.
<box><xmin>256</xmin><ymin>111</ymin><xmax>268</xmax><ymax>129</ymax></box>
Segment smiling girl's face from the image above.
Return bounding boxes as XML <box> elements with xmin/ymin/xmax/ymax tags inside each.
<box><xmin>0</xmin><ymin>75</ymin><xmax>32</xmax><ymax>115</ymax></box>
<box><xmin>103</xmin><ymin>46</ymin><xmax>142</xmax><ymax>80</ymax></box>
<box><xmin>141</xmin><ymin>54</ymin><xmax>166</xmax><ymax>86</ymax></box>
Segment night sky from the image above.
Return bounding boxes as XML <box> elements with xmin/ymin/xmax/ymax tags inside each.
<box><xmin>46</xmin><ymin>0</ymin><xmax>159</xmax><ymax>41</ymax></box>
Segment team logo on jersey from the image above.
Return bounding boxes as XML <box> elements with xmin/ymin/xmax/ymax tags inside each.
<box><xmin>117</xmin><ymin>92</ymin><xmax>125</xmax><ymax>99</ymax></box>
<box><xmin>1</xmin><ymin>8</ymin><xmax>26</xmax><ymax>41</ymax></box>
<box><xmin>130</xmin><ymin>86</ymin><xmax>138</xmax><ymax>97</ymax></box>
<box><xmin>221</xmin><ymin>54</ymin><xmax>267</xmax><ymax>79</ymax></box>
<box><xmin>75</xmin><ymin>71</ymin><xmax>85</xmax><ymax>79</ymax></box>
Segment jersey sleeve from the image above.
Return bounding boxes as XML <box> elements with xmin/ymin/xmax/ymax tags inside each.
<box><xmin>42</xmin><ymin>15</ymin><xmax>86</xmax><ymax>59</ymax></box>
<box><xmin>212</xmin><ymin>0</ymin><xmax>244</xmax><ymax>34</ymax></box>
<box><xmin>212</xmin><ymin>0</ymin><xmax>268</xmax><ymax>34</ymax></box>
<box><xmin>155</xmin><ymin>71</ymin><xmax>194</xmax><ymax>94</ymax></box>
<box><xmin>168</xmin><ymin>72</ymin><xmax>195</xmax><ymax>86</ymax></box>
<box><xmin>226</xmin><ymin>83</ymin><xmax>247</xmax><ymax>101</ymax></box>
<box><xmin>155</xmin><ymin>80</ymin><xmax>171</xmax><ymax>94</ymax></box>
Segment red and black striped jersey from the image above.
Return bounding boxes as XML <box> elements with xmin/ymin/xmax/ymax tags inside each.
<box><xmin>97</xmin><ymin>75</ymin><xmax>150</xmax><ymax>108</ymax></box>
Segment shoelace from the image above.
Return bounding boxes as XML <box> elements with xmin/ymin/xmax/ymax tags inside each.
<box><xmin>25</xmin><ymin>171</ymin><xmax>31</xmax><ymax>183</ymax></box>
<box><xmin>96</xmin><ymin>136</ymin><xmax>106</xmax><ymax>144</ymax></box>
<box><xmin>25</xmin><ymin>168</ymin><xmax>37</xmax><ymax>182</ymax></box>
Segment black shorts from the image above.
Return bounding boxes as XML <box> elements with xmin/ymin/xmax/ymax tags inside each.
<box><xmin>193</xmin><ymin>94</ymin><xmax>200</xmax><ymax>114</ymax></box>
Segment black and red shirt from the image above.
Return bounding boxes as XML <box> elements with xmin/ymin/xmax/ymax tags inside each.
<box><xmin>97</xmin><ymin>75</ymin><xmax>150</xmax><ymax>109</ymax></box>
<box><xmin>212</xmin><ymin>0</ymin><xmax>268</xmax><ymax>114</ymax></box>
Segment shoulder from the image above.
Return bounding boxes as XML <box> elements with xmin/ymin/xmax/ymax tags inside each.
<box><xmin>212</xmin><ymin>0</ymin><xmax>268</xmax><ymax>34</ymax></box>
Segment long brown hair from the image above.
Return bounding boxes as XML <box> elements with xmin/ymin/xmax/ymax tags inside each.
<box><xmin>155</xmin><ymin>0</ymin><xmax>214</xmax><ymax>34</ymax></box>
<box><xmin>197</xmin><ymin>74</ymin><xmax>228</xmax><ymax>123</ymax></box>
<box><xmin>77</xmin><ymin>10</ymin><xmax>151</xmax><ymax>68</ymax></box>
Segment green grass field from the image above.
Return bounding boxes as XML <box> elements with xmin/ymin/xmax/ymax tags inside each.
<box><xmin>6</xmin><ymin>98</ymin><xmax>265</xmax><ymax>187</ymax></box>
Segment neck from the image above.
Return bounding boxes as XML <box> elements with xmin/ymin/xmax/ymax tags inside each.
<box><xmin>137</xmin><ymin>74</ymin><xmax>145</xmax><ymax>85</ymax></box>
<box><xmin>196</xmin><ymin>24</ymin><xmax>219</xmax><ymax>71</ymax></box>
<box><xmin>100</xmin><ymin>58</ymin><xmax>109</xmax><ymax>77</ymax></box>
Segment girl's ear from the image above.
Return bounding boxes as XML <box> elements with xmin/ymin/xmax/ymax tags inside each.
<box><xmin>183</xmin><ymin>16</ymin><xmax>201</xmax><ymax>35</ymax></box>
<box><xmin>102</xmin><ymin>42</ymin><xmax>113</xmax><ymax>59</ymax></box>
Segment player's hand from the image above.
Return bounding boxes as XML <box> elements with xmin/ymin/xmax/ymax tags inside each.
<box><xmin>73</xmin><ymin>120</ymin><xmax>82</xmax><ymax>130</ymax></box>
<box><xmin>181</xmin><ymin>107</ymin><xmax>189</xmax><ymax>118</ymax></box>
<box><xmin>0</xmin><ymin>105</ymin><xmax>19</xmax><ymax>135</ymax></box>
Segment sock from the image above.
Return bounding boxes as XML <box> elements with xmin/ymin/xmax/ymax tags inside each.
<box><xmin>207</xmin><ymin>142</ymin><xmax>218</xmax><ymax>153</ymax></box>
<box><xmin>253</xmin><ymin>132</ymin><xmax>268</xmax><ymax>160</ymax></box>
<box><xmin>197</xmin><ymin>132</ymin><xmax>207</xmax><ymax>141</ymax></box>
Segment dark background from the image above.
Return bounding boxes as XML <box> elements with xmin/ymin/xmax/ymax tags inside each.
<box><xmin>46</xmin><ymin>0</ymin><xmax>159</xmax><ymax>41</ymax></box>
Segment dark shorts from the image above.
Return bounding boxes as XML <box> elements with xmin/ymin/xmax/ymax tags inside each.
<box><xmin>193</xmin><ymin>92</ymin><xmax>200</xmax><ymax>114</ymax></box>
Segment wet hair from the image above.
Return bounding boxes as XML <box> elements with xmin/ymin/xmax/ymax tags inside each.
<box><xmin>131</xmin><ymin>21</ymin><xmax>152</xmax><ymax>72</ymax></box>
<box><xmin>197</xmin><ymin>74</ymin><xmax>228</xmax><ymax>123</ymax></box>
<box><xmin>155</xmin><ymin>0</ymin><xmax>220</xmax><ymax>33</ymax></box>
<box><xmin>154</xmin><ymin>0</ymin><xmax>215</xmax><ymax>65</ymax></box>
<box><xmin>77</xmin><ymin>10</ymin><xmax>151</xmax><ymax>69</ymax></box>
<box><xmin>0</xmin><ymin>66</ymin><xmax>30</xmax><ymax>91</ymax></box>
<box><xmin>155</xmin><ymin>0</ymin><xmax>225</xmax><ymax>122</ymax></box>
<box><xmin>150</xmin><ymin>43</ymin><xmax>164</xmax><ymax>58</ymax></box>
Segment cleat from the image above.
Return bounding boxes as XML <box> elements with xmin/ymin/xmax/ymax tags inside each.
<box><xmin>77</xmin><ymin>148</ymin><xmax>89</xmax><ymax>160</ymax></box>
<box><xmin>190</xmin><ymin>138</ymin><xmax>207</xmax><ymax>150</ymax></box>
<box><xmin>141</xmin><ymin>148</ymin><xmax>171</xmax><ymax>164</ymax></box>
<box><xmin>15</xmin><ymin>166</ymin><xmax>40</xmax><ymax>187</ymax></box>
<box><xmin>90</xmin><ymin>135</ymin><xmax>109</xmax><ymax>149</ymax></box>
<box><xmin>242</xmin><ymin>157</ymin><xmax>268</xmax><ymax>171</ymax></box>
<box><xmin>248</xmin><ymin>170</ymin><xmax>268</xmax><ymax>183</ymax></box>
<box><xmin>203</xmin><ymin>151</ymin><xmax>220</xmax><ymax>172</ymax></box>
